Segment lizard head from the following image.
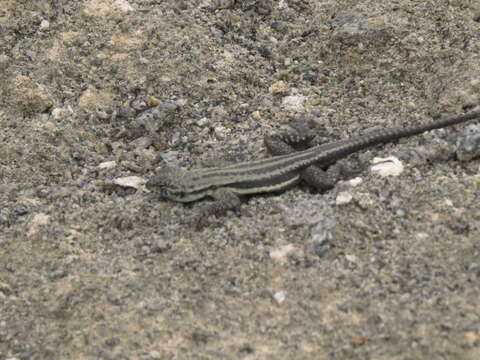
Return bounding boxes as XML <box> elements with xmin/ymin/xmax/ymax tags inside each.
<box><xmin>146</xmin><ymin>166</ymin><xmax>205</xmax><ymax>203</ymax></box>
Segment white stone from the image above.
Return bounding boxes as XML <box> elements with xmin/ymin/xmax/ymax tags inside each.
<box><xmin>371</xmin><ymin>156</ymin><xmax>404</xmax><ymax>177</ymax></box>
<box><xmin>281</xmin><ymin>95</ymin><xmax>306</xmax><ymax>111</ymax></box>
<box><xmin>98</xmin><ymin>161</ymin><xmax>116</xmax><ymax>169</ymax></box>
<box><xmin>269</xmin><ymin>244</ymin><xmax>295</xmax><ymax>262</ymax></box>
<box><xmin>336</xmin><ymin>191</ymin><xmax>353</xmax><ymax>205</ymax></box>
<box><xmin>113</xmin><ymin>176</ymin><xmax>145</xmax><ymax>189</ymax></box>
<box><xmin>40</xmin><ymin>20</ymin><xmax>50</xmax><ymax>30</ymax></box>
<box><xmin>273</xmin><ymin>290</ymin><xmax>287</xmax><ymax>304</ymax></box>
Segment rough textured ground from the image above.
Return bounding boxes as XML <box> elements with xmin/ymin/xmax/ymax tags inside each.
<box><xmin>1</xmin><ymin>0</ymin><xmax>480</xmax><ymax>359</ymax></box>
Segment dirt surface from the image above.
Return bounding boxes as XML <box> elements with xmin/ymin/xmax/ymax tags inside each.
<box><xmin>1</xmin><ymin>1</ymin><xmax>480</xmax><ymax>359</ymax></box>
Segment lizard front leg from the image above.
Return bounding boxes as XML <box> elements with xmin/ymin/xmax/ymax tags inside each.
<box><xmin>193</xmin><ymin>188</ymin><xmax>241</xmax><ymax>228</ymax></box>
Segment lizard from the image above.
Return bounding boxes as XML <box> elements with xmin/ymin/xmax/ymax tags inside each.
<box><xmin>146</xmin><ymin>110</ymin><xmax>480</xmax><ymax>220</ymax></box>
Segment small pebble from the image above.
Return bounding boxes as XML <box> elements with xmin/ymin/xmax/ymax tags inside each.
<box><xmin>39</xmin><ymin>19</ymin><xmax>50</xmax><ymax>30</ymax></box>
<box><xmin>269</xmin><ymin>80</ymin><xmax>287</xmax><ymax>95</ymax></box>
<box><xmin>152</xmin><ymin>240</ymin><xmax>171</xmax><ymax>253</ymax></box>
<box><xmin>196</xmin><ymin>117</ymin><xmax>209</xmax><ymax>127</ymax></box>
<box><xmin>348</xmin><ymin>177</ymin><xmax>363</xmax><ymax>187</ymax></box>
<box><xmin>214</xmin><ymin>125</ymin><xmax>230</xmax><ymax>139</ymax></box>
<box><xmin>269</xmin><ymin>244</ymin><xmax>295</xmax><ymax>263</ymax></box>
<box><xmin>336</xmin><ymin>192</ymin><xmax>353</xmax><ymax>205</ymax></box>
<box><xmin>273</xmin><ymin>291</ymin><xmax>287</xmax><ymax>304</ymax></box>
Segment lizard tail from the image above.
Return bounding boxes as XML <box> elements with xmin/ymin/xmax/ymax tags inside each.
<box><xmin>332</xmin><ymin>110</ymin><xmax>480</xmax><ymax>160</ymax></box>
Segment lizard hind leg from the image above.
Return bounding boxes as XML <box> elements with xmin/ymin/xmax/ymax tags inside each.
<box><xmin>264</xmin><ymin>121</ymin><xmax>343</xmax><ymax>192</ymax></box>
<box><xmin>264</xmin><ymin>120</ymin><xmax>317</xmax><ymax>156</ymax></box>
<box><xmin>300</xmin><ymin>164</ymin><xmax>342</xmax><ymax>192</ymax></box>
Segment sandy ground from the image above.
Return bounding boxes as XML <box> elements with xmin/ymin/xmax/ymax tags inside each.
<box><xmin>1</xmin><ymin>0</ymin><xmax>480</xmax><ymax>359</ymax></box>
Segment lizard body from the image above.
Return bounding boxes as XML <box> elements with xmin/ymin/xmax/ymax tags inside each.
<box><xmin>147</xmin><ymin>111</ymin><xmax>480</xmax><ymax>217</ymax></box>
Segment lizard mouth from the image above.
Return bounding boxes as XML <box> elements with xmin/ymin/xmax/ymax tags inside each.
<box><xmin>145</xmin><ymin>178</ymin><xmax>167</xmax><ymax>196</ymax></box>
<box><xmin>145</xmin><ymin>178</ymin><xmax>158</xmax><ymax>191</ymax></box>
